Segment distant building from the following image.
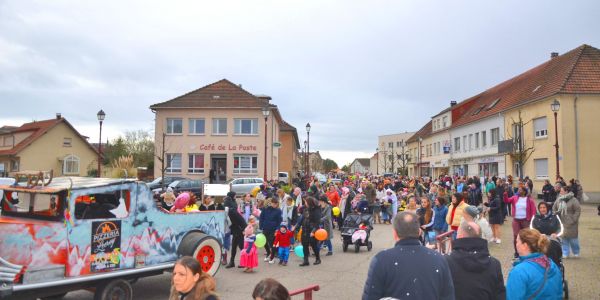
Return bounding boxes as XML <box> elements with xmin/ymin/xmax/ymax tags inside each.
<box><xmin>376</xmin><ymin>132</ymin><xmax>415</xmax><ymax>175</ymax></box>
<box><xmin>279</xmin><ymin>120</ymin><xmax>301</xmax><ymax>178</ymax></box>
<box><xmin>350</xmin><ymin>158</ymin><xmax>371</xmax><ymax>174</ymax></box>
<box><xmin>0</xmin><ymin>115</ymin><xmax>99</xmax><ymax>177</ymax></box>
<box><xmin>150</xmin><ymin>79</ymin><xmax>296</xmax><ymax>183</ymax></box>
<box><xmin>308</xmin><ymin>151</ymin><xmax>323</xmax><ymax>174</ymax></box>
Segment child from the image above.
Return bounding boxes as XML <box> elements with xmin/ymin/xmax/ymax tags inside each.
<box><xmin>273</xmin><ymin>224</ymin><xmax>294</xmax><ymax>266</ymax></box>
<box><xmin>160</xmin><ymin>187</ymin><xmax>176</xmax><ymax>210</ymax></box>
<box><xmin>352</xmin><ymin>221</ymin><xmax>369</xmax><ymax>244</ymax></box>
<box><xmin>240</xmin><ymin>218</ymin><xmax>258</xmax><ymax>273</ymax></box>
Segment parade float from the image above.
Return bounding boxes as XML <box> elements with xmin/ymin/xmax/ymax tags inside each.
<box><xmin>0</xmin><ymin>171</ymin><xmax>224</xmax><ymax>300</ymax></box>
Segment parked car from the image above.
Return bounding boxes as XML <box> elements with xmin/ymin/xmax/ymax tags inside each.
<box><xmin>147</xmin><ymin>176</ymin><xmax>188</xmax><ymax>190</ymax></box>
<box><xmin>228</xmin><ymin>178</ymin><xmax>264</xmax><ymax>195</ymax></box>
<box><xmin>0</xmin><ymin>176</ymin><xmax>224</xmax><ymax>300</ymax></box>
<box><xmin>278</xmin><ymin>172</ymin><xmax>289</xmax><ymax>185</ymax></box>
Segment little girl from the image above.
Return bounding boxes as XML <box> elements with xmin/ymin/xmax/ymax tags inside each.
<box><xmin>239</xmin><ymin>218</ymin><xmax>258</xmax><ymax>273</ymax></box>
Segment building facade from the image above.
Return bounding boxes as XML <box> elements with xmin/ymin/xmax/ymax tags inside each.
<box><xmin>150</xmin><ymin>79</ymin><xmax>292</xmax><ymax>183</ymax></box>
<box><xmin>376</xmin><ymin>132</ymin><xmax>415</xmax><ymax>175</ymax></box>
<box><xmin>279</xmin><ymin>121</ymin><xmax>300</xmax><ymax>178</ymax></box>
<box><xmin>0</xmin><ymin>116</ymin><xmax>99</xmax><ymax>177</ymax></box>
<box><xmin>350</xmin><ymin>158</ymin><xmax>370</xmax><ymax>174</ymax></box>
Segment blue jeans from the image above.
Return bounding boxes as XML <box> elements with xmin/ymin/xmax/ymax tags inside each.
<box><xmin>562</xmin><ymin>237</ymin><xmax>580</xmax><ymax>256</ymax></box>
<box><xmin>278</xmin><ymin>247</ymin><xmax>290</xmax><ymax>262</ymax></box>
<box><xmin>319</xmin><ymin>240</ymin><xmax>333</xmax><ymax>253</ymax></box>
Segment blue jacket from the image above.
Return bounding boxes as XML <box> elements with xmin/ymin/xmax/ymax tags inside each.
<box><xmin>507</xmin><ymin>253</ymin><xmax>562</xmax><ymax>300</ymax></box>
<box><xmin>259</xmin><ymin>206</ymin><xmax>283</xmax><ymax>232</ymax></box>
<box><xmin>363</xmin><ymin>238</ymin><xmax>455</xmax><ymax>300</ymax></box>
<box><xmin>433</xmin><ymin>205</ymin><xmax>448</xmax><ymax>232</ymax></box>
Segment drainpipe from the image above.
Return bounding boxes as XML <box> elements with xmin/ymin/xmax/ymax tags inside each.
<box><xmin>574</xmin><ymin>95</ymin><xmax>580</xmax><ymax>179</ymax></box>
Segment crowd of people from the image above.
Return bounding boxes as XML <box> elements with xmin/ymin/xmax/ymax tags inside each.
<box><xmin>162</xmin><ymin>172</ymin><xmax>585</xmax><ymax>299</ymax></box>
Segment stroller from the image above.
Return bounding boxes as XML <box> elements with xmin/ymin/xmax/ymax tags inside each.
<box><xmin>546</xmin><ymin>238</ymin><xmax>569</xmax><ymax>299</ymax></box>
<box><xmin>341</xmin><ymin>213</ymin><xmax>373</xmax><ymax>253</ymax></box>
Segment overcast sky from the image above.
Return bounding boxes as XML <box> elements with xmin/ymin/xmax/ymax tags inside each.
<box><xmin>1</xmin><ymin>1</ymin><xmax>599</xmax><ymax>166</ymax></box>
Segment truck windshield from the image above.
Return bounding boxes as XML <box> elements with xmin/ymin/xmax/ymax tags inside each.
<box><xmin>1</xmin><ymin>190</ymin><xmax>64</xmax><ymax>221</ymax></box>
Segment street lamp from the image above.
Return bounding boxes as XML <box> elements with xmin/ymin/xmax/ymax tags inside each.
<box><xmin>376</xmin><ymin>147</ymin><xmax>379</xmax><ymax>175</ymax></box>
<box><xmin>418</xmin><ymin>137</ymin><xmax>423</xmax><ymax>178</ymax></box>
<box><xmin>96</xmin><ymin>109</ymin><xmax>105</xmax><ymax>178</ymax></box>
<box><xmin>306</xmin><ymin>123</ymin><xmax>311</xmax><ymax>181</ymax></box>
<box><xmin>262</xmin><ymin>106</ymin><xmax>271</xmax><ymax>182</ymax></box>
<box><xmin>551</xmin><ymin>99</ymin><xmax>561</xmax><ymax>178</ymax></box>
<box><xmin>304</xmin><ymin>140</ymin><xmax>308</xmax><ymax>179</ymax></box>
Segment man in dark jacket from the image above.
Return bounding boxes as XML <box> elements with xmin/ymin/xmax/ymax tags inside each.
<box><xmin>259</xmin><ymin>198</ymin><xmax>283</xmax><ymax>263</ymax></box>
<box><xmin>542</xmin><ymin>180</ymin><xmax>557</xmax><ymax>206</ymax></box>
<box><xmin>445</xmin><ymin>221</ymin><xmax>505</xmax><ymax>300</ymax></box>
<box><xmin>223</xmin><ymin>192</ymin><xmax>247</xmax><ymax>268</ymax></box>
<box><xmin>363</xmin><ymin>212</ymin><xmax>455</xmax><ymax>300</ymax></box>
<box><xmin>467</xmin><ymin>183</ymin><xmax>482</xmax><ymax>207</ymax></box>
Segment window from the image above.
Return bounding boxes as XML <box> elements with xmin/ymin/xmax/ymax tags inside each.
<box><xmin>188</xmin><ymin>154</ymin><xmax>205</xmax><ymax>174</ymax></box>
<box><xmin>533</xmin><ymin>117</ymin><xmax>548</xmax><ymax>138</ymax></box>
<box><xmin>491</xmin><ymin>128</ymin><xmax>500</xmax><ymax>145</ymax></box>
<box><xmin>396</xmin><ymin>141</ymin><xmax>401</xmax><ymax>147</ymax></box>
<box><xmin>233</xmin><ymin>155</ymin><xmax>258</xmax><ymax>174</ymax></box>
<box><xmin>472</xmin><ymin>105</ymin><xmax>485</xmax><ymax>116</ymax></box>
<box><xmin>10</xmin><ymin>160</ymin><xmax>18</xmax><ymax>172</ymax></box>
<box><xmin>212</xmin><ymin>118</ymin><xmax>227</xmax><ymax>135</ymax></box>
<box><xmin>388</xmin><ymin>142</ymin><xmax>393</xmax><ymax>148</ymax></box>
<box><xmin>2</xmin><ymin>192</ymin><xmax>63</xmax><ymax>219</ymax></box>
<box><xmin>166</xmin><ymin>153</ymin><xmax>182</xmax><ymax>173</ymax></box>
<box><xmin>468</xmin><ymin>134</ymin><xmax>473</xmax><ymax>151</ymax></box>
<box><xmin>475</xmin><ymin>132</ymin><xmax>480</xmax><ymax>148</ymax></box>
<box><xmin>234</xmin><ymin>119</ymin><xmax>258</xmax><ymax>135</ymax></box>
<box><xmin>482</xmin><ymin>131</ymin><xmax>487</xmax><ymax>147</ymax></box>
<box><xmin>442</xmin><ymin>116</ymin><xmax>448</xmax><ymax>128</ymax></box>
<box><xmin>534</xmin><ymin>159</ymin><xmax>549</xmax><ymax>179</ymax></box>
<box><xmin>462</xmin><ymin>136</ymin><xmax>467</xmax><ymax>152</ymax></box>
<box><xmin>63</xmin><ymin>155</ymin><xmax>79</xmax><ymax>174</ymax></box>
<box><xmin>74</xmin><ymin>190</ymin><xmax>131</xmax><ymax>219</ymax></box>
<box><xmin>2</xmin><ymin>136</ymin><xmax>13</xmax><ymax>147</ymax></box>
<box><xmin>486</xmin><ymin>98</ymin><xmax>501</xmax><ymax>110</ymax></box>
<box><xmin>63</xmin><ymin>138</ymin><xmax>72</xmax><ymax>147</ymax></box>
<box><xmin>454</xmin><ymin>137</ymin><xmax>460</xmax><ymax>152</ymax></box>
<box><xmin>166</xmin><ymin>118</ymin><xmax>183</xmax><ymax>134</ymax></box>
<box><xmin>189</xmin><ymin>119</ymin><xmax>205</xmax><ymax>135</ymax></box>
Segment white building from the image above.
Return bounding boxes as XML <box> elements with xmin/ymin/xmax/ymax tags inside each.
<box><xmin>376</xmin><ymin>132</ymin><xmax>415</xmax><ymax>175</ymax></box>
<box><xmin>349</xmin><ymin>158</ymin><xmax>371</xmax><ymax>174</ymax></box>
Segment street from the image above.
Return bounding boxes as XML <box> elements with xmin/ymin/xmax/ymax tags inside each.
<box><xmin>64</xmin><ymin>203</ymin><xmax>600</xmax><ymax>300</ymax></box>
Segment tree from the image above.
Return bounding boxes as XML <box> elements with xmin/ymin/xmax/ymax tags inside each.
<box><xmin>103</xmin><ymin>137</ymin><xmax>127</xmax><ymax>166</ymax></box>
<box><xmin>507</xmin><ymin>110</ymin><xmax>536</xmax><ymax>179</ymax></box>
<box><xmin>341</xmin><ymin>164</ymin><xmax>350</xmax><ymax>173</ymax></box>
<box><xmin>322</xmin><ymin>158</ymin><xmax>339</xmax><ymax>172</ymax></box>
<box><xmin>123</xmin><ymin>130</ymin><xmax>154</xmax><ymax>169</ymax></box>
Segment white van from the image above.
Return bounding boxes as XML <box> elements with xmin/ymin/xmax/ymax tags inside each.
<box><xmin>278</xmin><ymin>172</ymin><xmax>289</xmax><ymax>185</ymax></box>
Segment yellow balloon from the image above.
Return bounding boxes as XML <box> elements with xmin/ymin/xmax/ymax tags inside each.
<box><xmin>251</xmin><ymin>186</ymin><xmax>261</xmax><ymax>197</ymax></box>
<box><xmin>332</xmin><ymin>207</ymin><xmax>341</xmax><ymax>216</ymax></box>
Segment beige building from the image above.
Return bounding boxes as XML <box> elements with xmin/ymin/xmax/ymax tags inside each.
<box><xmin>150</xmin><ymin>79</ymin><xmax>295</xmax><ymax>183</ymax></box>
<box><xmin>0</xmin><ymin>115</ymin><xmax>99</xmax><ymax>177</ymax></box>
<box><xmin>279</xmin><ymin>121</ymin><xmax>300</xmax><ymax>178</ymax></box>
<box><xmin>376</xmin><ymin>132</ymin><xmax>415</xmax><ymax>175</ymax></box>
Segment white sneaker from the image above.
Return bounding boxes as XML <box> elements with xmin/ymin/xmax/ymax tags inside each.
<box><xmin>264</xmin><ymin>257</ymin><xmax>269</xmax><ymax>262</ymax></box>
<box><xmin>573</xmin><ymin>254</ymin><xmax>580</xmax><ymax>258</ymax></box>
<box><xmin>269</xmin><ymin>259</ymin><xmax>275</xmax><ymax>264</ymax></box>
<box><xmin>495</xmin><ymin>239</ymin><xmax>501</xmax><ymax>244</ymax></box>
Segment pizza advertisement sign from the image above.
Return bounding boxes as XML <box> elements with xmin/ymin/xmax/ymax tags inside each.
<box><xmin>90</xmin><ymin>220</ymin><xmax>122</xmax><ymax>272</ymax></box>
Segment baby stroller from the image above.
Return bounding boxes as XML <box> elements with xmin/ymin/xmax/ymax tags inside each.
<box><xmin>341</xmin><ymin>213</ymin><xmax>373</xmax><ymax>253</ymax></box>
<box><xmin>546</xmin><ymin>238</ymin><xmax>569</xmax><ymax>299</ymax></box>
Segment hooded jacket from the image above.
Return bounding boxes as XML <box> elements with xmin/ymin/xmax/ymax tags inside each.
<box><xmin>507</xmin><ymin>253</ymin><xmax>562</xmax><ymax>300</ymax></box>
<box><xmin>445</xmin><ymin>238</ymin><xmax>505</xmax><ymax>300</ymax></box>
<box><xmin>552</xmin><ymin>192</ymin><xmax>580</xmax><ymax>238</ymax></box>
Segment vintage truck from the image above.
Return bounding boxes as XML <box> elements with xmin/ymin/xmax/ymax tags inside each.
<box><xmin>0</xmin><ymin>176</ymin><xmax>224</xmax><ymax>300</ymax></box>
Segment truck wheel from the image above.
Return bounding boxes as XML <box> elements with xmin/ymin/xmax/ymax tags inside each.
<box><xmin>94</xmin><ymin>279</ymin><xmax>133</xmax><ymax>300</ymax></box>
<box><xmin>177</xmin><ymin>232</ymin><xmax>222</xmax><ymax>276</ymax></box>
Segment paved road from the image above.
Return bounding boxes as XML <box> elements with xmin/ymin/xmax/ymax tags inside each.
<box><xmin>63</xmin><ymin>203</ymin><xmax>600</xmax><ymax>299</ymax></box>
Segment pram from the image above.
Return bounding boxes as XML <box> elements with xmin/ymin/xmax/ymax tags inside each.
<box><xmin>546</xmin><ymin>238</ymin><xmax>569</xmax><ymax>299</ymax></box>
<box><xmin>341</xmin><ymin>213</ymin><xmax>373</xmax><ymax>253</ymax></box>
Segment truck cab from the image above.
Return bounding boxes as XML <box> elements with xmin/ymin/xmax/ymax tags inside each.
<box><xmin>0</xmin><ymin>177</ymin><xmax>224</xmax><ymax>300</ymax></box>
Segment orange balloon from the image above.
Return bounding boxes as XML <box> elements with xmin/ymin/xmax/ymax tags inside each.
<box><xmin>315</xmin><ymin>228</ymin><xmax>328</xmax><ymax>241</ymax></box>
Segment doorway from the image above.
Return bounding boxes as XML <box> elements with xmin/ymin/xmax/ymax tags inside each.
<box><xmin>211</xmin><ymin>155</ymin><xmax>227</xmax><ymax>183</ymax></box>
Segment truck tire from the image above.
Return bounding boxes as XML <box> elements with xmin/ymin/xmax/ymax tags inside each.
<box><xmin>94</xmin><ymin>279</ymin><xmax>133</xmax><ymax>300</ymax></box>
<box><xmin>177</xmin><ymin>232</ymin><xmax>222</xmax><ymax>276</ymax></box>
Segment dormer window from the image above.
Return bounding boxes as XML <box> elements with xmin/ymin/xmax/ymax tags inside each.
<box><xmin>486</xmin><ymin>98</ymin><xmax>501</xmax><ymax>111</ymax></box>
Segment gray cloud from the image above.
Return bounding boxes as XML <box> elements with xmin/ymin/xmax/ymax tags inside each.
<box><xmin>1</xmin><ymin>0</ymin><xmax>599</xmax><ymax>163</ymax></box>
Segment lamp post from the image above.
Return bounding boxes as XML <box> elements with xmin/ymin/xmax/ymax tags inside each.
<box><xmin>303</xmin><ymin>140</ymin><xmax>308</xmax><ymax>179</ymax></box>
<box><xmin>262</xmin><ymin>107</ymin><xmax>271</xmax><ymax>182</ymax></box>
<box><xmin>96</xmin><ymin>109</ymin><xmax>105</xmax><ymax>178</ymax></box>
<box><xmin>551</xmin><ymin>99</ymin><xmax>561</xmax><ymax>178</ymax></box>
<box><xmin>306</xmin><ymin>123</ymin><xmax>311</xmax><ymax>183</ymax></box>
<box><xmin>376</xmin><ymin>147</ymin><xmax>379</xmax><ymax>175</ymax></box>
<box><xmin>418</xmin><ymin>137</ymin><xmax>423</xmax><ymax>178</ymax></box>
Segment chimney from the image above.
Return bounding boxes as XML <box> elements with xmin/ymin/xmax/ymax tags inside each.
<box><xmin>551</xmin><ymin>52</ymin><xmax>559</xmax><ymax>58</ymax></box>
<box><xmin>56</xmin><ymin>113</ymin><xmax>62</xmax><ymax>119</ymax></box>
<box><xmin>450</xmin><ymin>101</ymin><xmax>457</xmax><ymax>106</ymax></box>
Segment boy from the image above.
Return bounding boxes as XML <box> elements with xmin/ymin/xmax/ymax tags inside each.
<box><xmin>273</xmin><ymin>223</ymin><xmax>294</xmax><ymax>266</ymax></box>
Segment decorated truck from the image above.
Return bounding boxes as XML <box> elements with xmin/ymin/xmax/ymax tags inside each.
<box><xmin>0</xmin><ymin>176</ymin><xmax>224</xmax><ymax>300</ymax></box>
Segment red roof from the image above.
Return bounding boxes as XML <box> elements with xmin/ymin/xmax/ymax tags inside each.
<box><xmin>450</xmin><ymin>44</ymin><xmax>600</xmax><ymax>128</ymax></box>
<box><xmin>0</xmin><ymin>118</ymin><xmax>98</xmax><ymax>156</ymax></box>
